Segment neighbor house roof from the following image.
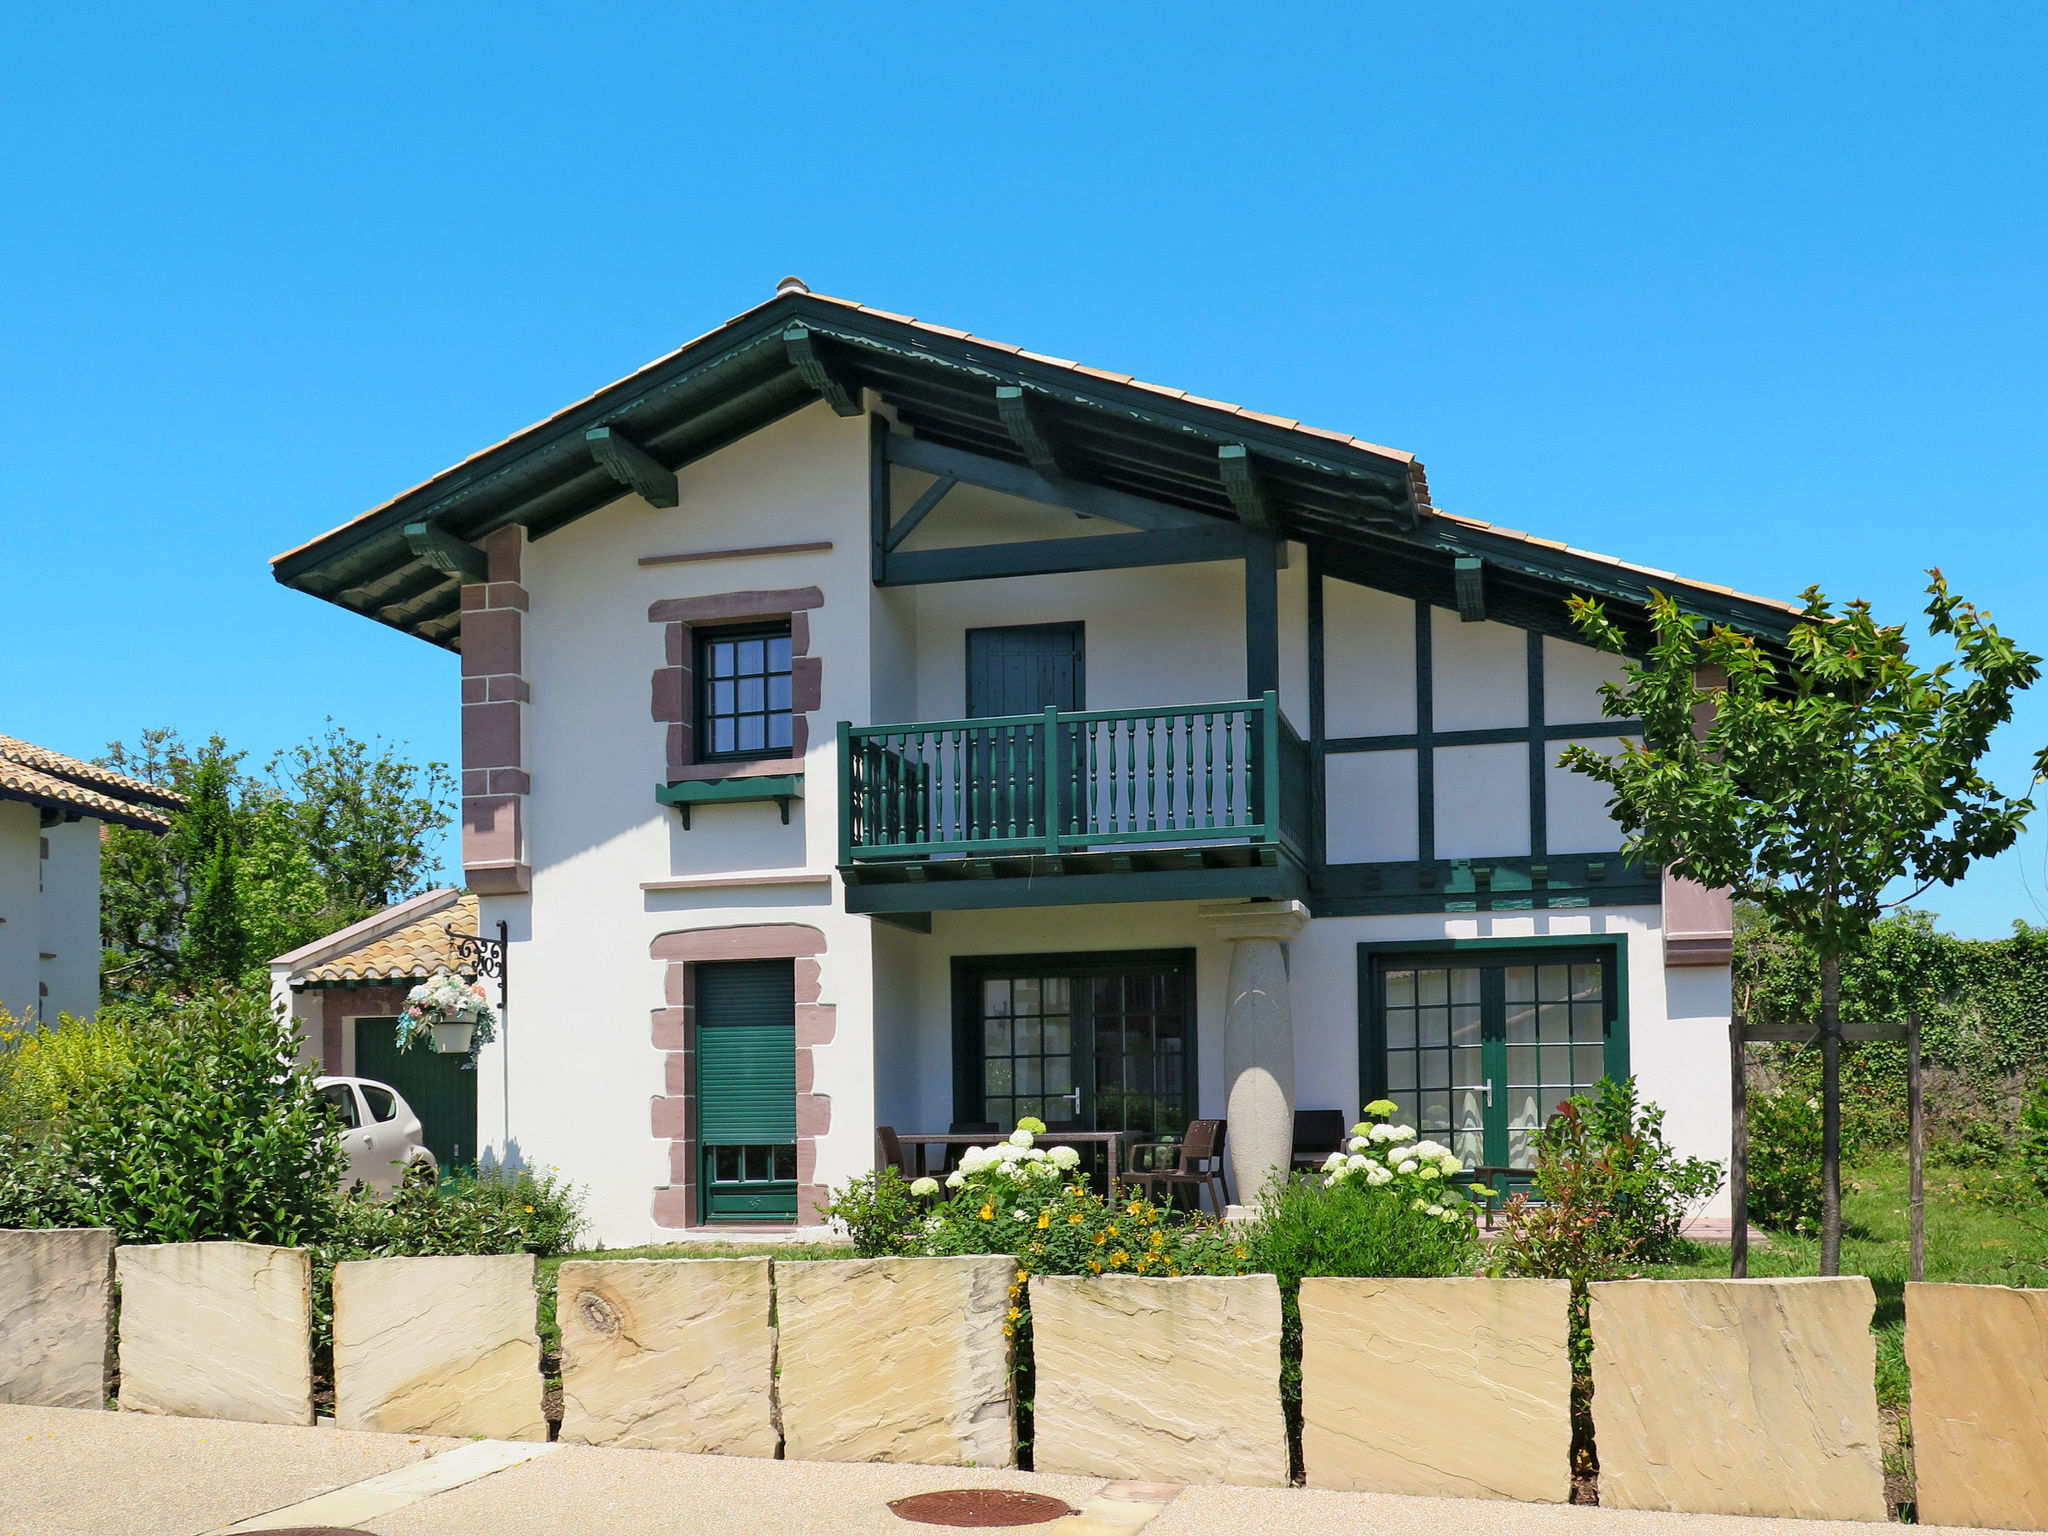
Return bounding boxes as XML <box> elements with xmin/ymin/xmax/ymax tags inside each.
<box><xmin>274</xmin><ymin>888</ymin><xmax>479</xmax><ymax>987</ymax></box>
<box><xmin>272</xmin><ymin>281</ymin><xmax>1802</xmax><ymax>650</ymax></box>
<box><xmin>0</xmin><ymin>734</ymin><xmax>183</xmax><ymax>833</ymax></box>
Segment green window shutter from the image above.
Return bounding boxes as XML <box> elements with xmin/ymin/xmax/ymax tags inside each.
<box><xmin>695</xmin><ymin>959</ymin><xmax>797</xmax><ymax>1144</ymax></box>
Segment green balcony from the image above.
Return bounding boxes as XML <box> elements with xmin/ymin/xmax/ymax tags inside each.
<box><xmin>837</xmin><ymin>692</ymin><xmax>1311</xmax><ymax>915</ymax></box>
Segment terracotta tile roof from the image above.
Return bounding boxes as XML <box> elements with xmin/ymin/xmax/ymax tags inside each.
<box><xmin>297</xmin><ymin>892</ymin><xmax>480</xmax><ymax>985</ymax></box>
<box><xmin>0</xmin><ymin>735</ymin><xmax>181</xmax><ymax>831</ymax></box>
<box><xmin>270</xmin><ymin>281</ymin><xmax>1794</xmax><ymax>624</ymax></box>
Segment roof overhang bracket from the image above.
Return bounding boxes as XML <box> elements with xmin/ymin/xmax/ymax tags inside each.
<box><xmin>403</xmin><ymin>522</ymin><xmax>488</xmax><ymax>583</ymax></box>
<box><xmin>783</xmin><ymin>324</ymin><xmax>863</xmax><ymax>417</ymax></box>
<box><xmin>1217</xmin><ymin>444</ymin><xmax>1275</xmax><ymax>535</ymax></box>
<box><xmin>882</xmin><ymin>432</ymin><xmax>1218</xmax><ymax>534</ymax></box>
<box><xmin>585</xmin><ymin>427</ymin><xmax>680</xmax><ymax>508</ymax></box>
<box><xmin>886</xmin><ymin>474</ymin><xmax>959</xmax><ymax>552</ymax></box>
<box><xmin>994</xmin><ymin>385</ymin><xmax>1069</xmax><ymax>481</ymax></box>
<box><xmin>1455</xmin><ymin>557</ymin><xmax>1487</xmax><ymax>622</ymax></box>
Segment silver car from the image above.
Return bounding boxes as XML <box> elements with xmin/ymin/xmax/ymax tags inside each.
<box><xmin>316</xmin><ymin>1075</ymin><xmax>437</xmax><ymax>1194</ymax></box>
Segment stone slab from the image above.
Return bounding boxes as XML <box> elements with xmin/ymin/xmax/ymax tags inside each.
<box><xmin>1590</xmin><ymin>1277</ymin><xmax>1885</xmax><ymax>1521</ymax></box>
<box><xmin>775</xmin><ymin>1256</ymin><xmax>1014</xmax><ymax>1467</ymax></box>
<box><xmin>333</xmin><ymin>1253</ymin><xmax>545</xmax><ymax>1441</ymax></box>
<box><xmin>1031</xmin><ymin>1274</ymin><xmax>1287</xmax><ymax>1487</ymax></box>
<box><xmin>1300</xmin><ymin>1276</ymin><xmax>1571</xmax><ymax>1500</ymax></box>
<box><xmin>1905</xmin><ymin>1281</ymin><xmax>2048</xmax><ymax>1531</ymax></box>
<box><xmin>117</xmin><ymin>1241</ymin><xmax>313</xmax><ymax>1425</ymax></box>
<box><xmin>0</xmin><ymin>1227</ymin><xmax>114</xmax><ymax>1409</ymax></box>
<box><xmin>556</xmin><ymin>1257</ymin><xmax>776</xmax><ymax>1455</ymax></box>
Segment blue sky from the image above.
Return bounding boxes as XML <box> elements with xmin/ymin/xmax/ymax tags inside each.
<box><xmin>3</xmin><ymin>5</ymin><xmax>2044</xmax><ymax>937</ymax></box>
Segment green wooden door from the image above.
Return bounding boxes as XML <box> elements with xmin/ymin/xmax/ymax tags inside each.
<box><xmin>695</xmin><ymin>959</ymin><xmax>798</xmax><ymax>1221</ymax></box>
<box><xmin>965</xmin><ymin>623</ymin><xmax>1083</xmax><ymax>840</ymax></box>
<box><xmin>354</xmin><ymin>1017</ymin><xmax>480</xmax><ymax>1171</ymax></box>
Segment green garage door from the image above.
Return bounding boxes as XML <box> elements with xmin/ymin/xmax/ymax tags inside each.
<box><xmin>696</xmin><ymin>959</ymin><xmax>798</xmax><ymax>1221</ymax></box>
<box><xmin>355</xmin><ymin>1017</ymin><xmax>480</xmax><ymax>1173</ymax></box>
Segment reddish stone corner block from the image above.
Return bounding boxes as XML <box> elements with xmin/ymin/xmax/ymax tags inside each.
<box><xmin>1664</xmin><ymin>872</ymin><xmax>1734</xmax><ymax>967</ymax></box>
<box><xmin>461</xmin><ymin>527</ymin><xmax>531</xmax><ymax>894</ymax></box>
<box><xmin>650</xmin><ymin>924</ymin><xmax>833</xmax><ymax>1230</ymax></box>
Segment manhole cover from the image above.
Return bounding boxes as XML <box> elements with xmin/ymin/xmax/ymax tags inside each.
<box><xmin>889</xmin><ymin>1489</ymin><xmax>1078</xmax><ymax>1527</ymax></box>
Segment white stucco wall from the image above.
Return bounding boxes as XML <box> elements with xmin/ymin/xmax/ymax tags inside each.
<box><xmin>37</xmin><ymin>818</ymin><xmax>101</xmax><ymax>1020</ymax></box>
<box><xmin>0</xmin><ymin>801</ymin><xmax>40</xmax><ymax>1020</ymax></box>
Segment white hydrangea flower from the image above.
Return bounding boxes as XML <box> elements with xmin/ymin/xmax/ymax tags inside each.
<box><xmin>1398</xmin><ymin>1159</ymin><xmax>1420</xmax><ymax>1175</ymax></box>
<box><xmin>1321</xmin><ymin>1151</ymin><xmax>1345</xmax><ymax>1172</ymax></box>
<box><xmin>909</xmin><ymin>1177</ymin><xmax>939</xmax><ymax>1197</ymax></box>
<box><xmin>1411</xmin><ymin>1197</ymin><xmax>1429</xmax><ymax>1211</ymax></box>
<box><xmin>1346</xmin><ymin>1153</ymin><xmax>1368</xmax><ymax>1171</ymax></box>
<box><xmin>1347</xmin><ymin>1135</ymin><xmax>1369</xmax><ymax>1153</ymax></box>
<box><xmin>959</xmin><ymin>1147</ymin><xmax>993</xmax><ymax>1174</ymax></box>
<box><xmin>1417</xmin><ymin>1165</ymin><xmax>1441</xmax><ymax>1182</ymax></box>
<box><xmin>1410</xmin><ymin>1139</ymin><xmax>1449</xmax><ymax>1160</ymax></box>
<box><xmin>1368</xmin><ymin>1123</ymin><xmax>1400</xmax><ymax>1144</ymax></box>
<box><xmin>1438</xmin><ymin>1153</ymin><xmax>1463</xmax><ymax>1175</ymax></box>
<box><xmin>1049</xmin><ymin>1145</ymin><xmax>1081</xmax><ymax>1169</ymax></box>
<box><xmin>1425</xmin><ymin>1203</ymin><xmax>1444</xmax><ymax>1217</ymax></box>
<box><xmin>945</xmin><ymin>1171</ymin><xmax>965</xmax><ymax>1189</ymax></box>
<box><xmin>1011</xmin><ymin>1208</ymin><xmax>1030</xmax><ymax>1220</ymax></box>
<box><xmin>1365</xmin><ymin>1164</ymin><xmax>1394</xmax><ymax>1186</ymax></box>
<box><xmin>1439</xmin><ymin>1208</ymin><xmax>1463</xmax><ymax>1224</ymax></box>
<box><xmin>1390</xmin><ymin>1124</ymin><xmax>1417</xmax><ymax>1142</ymax></box>
<box><xmin>1009</xmin><ymin>1128</ymin><xmax>1035</xmax><ymax>1148</ymax></box>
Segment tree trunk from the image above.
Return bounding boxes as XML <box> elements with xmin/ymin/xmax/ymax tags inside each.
<box><xmin>1820</xmin><ymin>953</ymin><xmax>1843</xmax><ymax>1275</ymax></box>
<box><xmin>1730</xmin><ymin>1015</ymin><xmax>1749</xmax><ymax>1279</ymax></box>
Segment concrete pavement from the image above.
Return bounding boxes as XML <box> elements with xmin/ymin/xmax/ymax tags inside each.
<box><xmin>0</xmin><ymin>1404</ymin><xmax>2003</xmax><ymax>1536</ymax></box>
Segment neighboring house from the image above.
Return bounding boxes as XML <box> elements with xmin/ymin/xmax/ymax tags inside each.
<box><xmin>272</xmin><ymin>280</ymin><xmax>1785</xmax><ymax>1247</ymax></box>
<box><xmin>269</xmin><ymin>887</ymin><xmax>485</xmax><ymax>1170</ymax></box>
<box><xmin>0</xmin><ymin>734</ymin><xmax>180</xmax><ymax>1021</ymax></box>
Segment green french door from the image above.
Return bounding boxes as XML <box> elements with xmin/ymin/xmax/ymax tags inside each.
<box><xmin>1362</xmin><ymin>948</ymin><xmax>1623</xmax><ymax>1172</ymax></box>
<box><xmin>695</xmin><ymin>959</ymin><xmax>798</xmax><ymax>1221</ymax></box>
<box><xmin>964</xmin><ymin>622</ymin><xmax>1083</xmax><ymax>841</ymax></box>
<box><xmin>954</xmin><ymin>950</ymin><xmax>1195</xmax><ymax>1138</ymax></box>
<box><xmin>354</xmin><ymin>1017</ymin><xmax>479</xmax><ymax>1171</ymax></box>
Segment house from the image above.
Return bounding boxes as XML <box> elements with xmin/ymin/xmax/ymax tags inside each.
<box><xmin>268</xmin><ymin>887</ymin><xmax>486</xmax><ymax>1170</ymax></box>
<box><xmin>0</xmin><ymin>734</ymin><xmax>181</xmax><ymax>1021</ymax></box>
<box><xmin>272</xmin><ymin>280</ymin><xmax>1785</xmax><ymax>1247</ymax></box>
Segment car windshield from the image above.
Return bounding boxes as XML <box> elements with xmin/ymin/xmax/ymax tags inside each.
<box><xmin>360</xmin><ymin>1084</ymin><xmax>399</xmax><ymax>1123</ymax></box>
<box><xmin>318</xmin><ymin>1082</ymin><xmax>360</xmax><ymax>1128</ymax></box>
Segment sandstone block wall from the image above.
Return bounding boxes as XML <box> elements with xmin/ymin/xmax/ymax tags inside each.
<box><xmin>116</xmin><ymin>1242</ymin><xmax>312</xmax><ymax>1425</ymax></box>
<box><xmin>0</xmin><ymin>1228</ymin><xmax>114</xmax><ymax>1409</ymax></box>
<box><xmin>775</xmin><ymin>1256</ymin><xmax>1013</xmax><ymax>1467</ymax></box>
<box><xmin>1030</xmin><ymin>1274</ymin><xmax>1287</xmax><ymax>1487</ymax></box>
<box><xmin>557</xmin><ymin>1257</ymin><xmax>777</xmax><ymax>1455</ymax></box>
<box><xmin>1300</xmin><ymin>1276</ymin><xmax>1571</xmax><ymax>1500</ymax></box>
<box><xmin>1905</xmin><ymin>1281</ymin><xmax>2048</xmax><ymax>1532</ymax></box>
<box><xmin>333</xmin><ymin>1253</ymin><xmax>545</xmax><ymax>1440</ymax></box>
<box><xmin>1591</xmin><ymin>1277</ymin><xmax>1886</xmax><ymax>1521</ymax></box>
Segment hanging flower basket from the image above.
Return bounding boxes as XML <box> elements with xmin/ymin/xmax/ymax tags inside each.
<box><xmin>397</xmin><ymin>973</ymin><xmax>498</xmax><ymax>1062</ymax></box>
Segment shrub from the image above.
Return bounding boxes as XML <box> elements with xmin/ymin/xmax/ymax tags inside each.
<box><xmin>1747</xmin><ymin>1089</ymin><xmax>1823</xmax><ymax>1235</ymax></box>
<box><xmin>816</xmin><ymin>1168</ymin><xmax>924</xmax><ymax>1258</ymax></box>
<box><xmin>61</xmin><ymin>987</ymin><xmax>347</xmax><ymax>1246</ymax></box>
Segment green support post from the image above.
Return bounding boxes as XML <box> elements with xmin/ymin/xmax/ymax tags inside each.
<box><xmin>1043</xmin><ymin>705</ymin><xmax>1061</xmax><ymax>855</ymax></box>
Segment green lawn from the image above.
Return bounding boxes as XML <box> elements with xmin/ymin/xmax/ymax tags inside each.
<box><xmin>1640</xmin><ymin>1148</ymin><xmax>2047</xmax><ymax>1413</ymax></box>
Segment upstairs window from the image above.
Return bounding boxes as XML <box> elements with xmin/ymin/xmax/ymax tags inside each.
<box><xmin>697</xmin><ymin>622</ymin><xmax>794</xmax><ymax>760</ymax></box>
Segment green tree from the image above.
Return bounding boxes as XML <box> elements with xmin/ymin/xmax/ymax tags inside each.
<box><xmin>1561</xmin><ymin>573</ymin><xmax>2047</xmax><ymax>1273</ymax></box>
<box><xmin>101</xmin><ymin>723</ymin><xmax>455</xmax><ymax>995</ymax></box>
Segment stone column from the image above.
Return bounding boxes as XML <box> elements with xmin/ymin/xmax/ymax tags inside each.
<box><xmin>1201</xmin><ymin>900</ymin><xmax>1309</xmax><ymax>1215</ymax></box>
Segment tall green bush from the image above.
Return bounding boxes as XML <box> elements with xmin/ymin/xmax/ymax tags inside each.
<box><xmin>1747</xmin><ymin>1089</ymin><xmax>1823</xmax><ymax>1235</ymax></box>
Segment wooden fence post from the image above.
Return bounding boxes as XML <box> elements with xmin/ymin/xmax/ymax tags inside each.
<box><xmin>1908</xmin><ymin>1011</ymin><xmax>1925</xmax><ymax>1285</ymax></box>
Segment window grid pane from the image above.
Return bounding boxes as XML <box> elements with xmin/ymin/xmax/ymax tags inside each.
<box><xmin>1381</xmin><ymin>965</ymin><xmax>1486</xmax><ymax>1167</ymax></box>
<box><xmin>1505</xmin><ymin>960</ymin><xmax>1606</xmax><ymax>1169</ymax></box>
<box><xmin>699</xmin><ymin>626</ymin><xmax>794</xmax><ymax>761</ymax></box>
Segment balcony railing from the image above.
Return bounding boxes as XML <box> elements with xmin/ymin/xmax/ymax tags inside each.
<box><xmin>838</xmin><ymin>692</ymin><xmax>1308</xmax><ymax>865</ymax></box>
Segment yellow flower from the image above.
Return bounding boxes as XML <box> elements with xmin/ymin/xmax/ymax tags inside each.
<box><xmin>1126</xmin><ymin>1201</ymin><xmax>1143</xmax><ymax>1216</ymax></box>
<box><xmin>1105</xmin><ymin>1223</ymin><xmax>1119</xmax><ymax>1237</ymax></box>
<box><xmin>1067</xmin><ymin>1212</ymin><xmax>1084</xmax><ymax>1225</ymax></box>
<box><xmin>1149</xmin><ymin>1232</ymin><xmax>1165</xmax><ymax>1248</ymax></box>
<box><xmin>1088</xmin><ymin>1259</ymin><xmax>1103</xmax><ymax>1273</ymax></box>
<box><xmin>1233</xmin><ymin>1246</ymin><xmax>1248</xmax><ymax>1259</ymax></box>
<box><xmin>524</xmin><ymin>1205</ymin><xmax>535</xmax><ymax>1213</ymax></box>
<box><xmin>1009</xmin><ymin>1284</ymin><xmax>1021</xmax><ymax>1300</ymax></box>
<box><xmin>1015</xmin><ymin>1268</ymin><xmax>1029</xmax><ymax>1283</ymax></box>
<box><xmin>1006</xmin><ymin>1306</ymin><xmax>1022</xmax><ymax>1321</ymax></box>
<box><xmin>1167</xmin><ymin>1265</ymin><xmax>1181</xmax><ymax>1276</ymax></box>
<box><xmin>1002</xmin><ymin>1323</ymin><xmax>1014</xmax><ymax>1337</ymax></box>
<box><xmin>979</xmin><ymin>1204</ymin><xmax>994</xmax><ymax>1221</ymax></box>
<box><xmin>1094</xmin><ymin>1233</ymin><xmax>1107</xmax><ymax>1246</ymax></box>
<box><xmin>1109</xmin><ymin>1250</ymin><xmax>1128</xmax><ymax>1267</ymax></box>
<box><xmin>1035</xmin><ymin>1212</ymin><xmax>1051</xmax><ymax>1229</ymax></box>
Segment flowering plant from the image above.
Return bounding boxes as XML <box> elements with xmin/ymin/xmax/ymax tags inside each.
<box><xmin>1320</xmin><ymin>1097</ymin><xmax>1477</xmax><ymax>1228</ymax></box>
<box><xmin>395</xmin><ymin>973</ymin><xmax>498</xmax><ymax>1060</ymax></box>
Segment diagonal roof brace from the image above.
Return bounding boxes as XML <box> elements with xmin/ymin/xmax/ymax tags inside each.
<box><xmin>403</xmin><ymin>522</ymin><xmax>487</xmax><ymax>583</ymax></box>
<box><xmin>783</xmin><ymin>324</ymin><xmax>863</xmax><ymax>417</ymax></box>
<box><xmin>586</xmin><ymin>427</ymin><xmax>680</xmax><ymax>508</ymax></box>
<box><xmin>1217</xmin><ymin>443</ymin><xmax>1275</xmax><ymax>535</ymax></box>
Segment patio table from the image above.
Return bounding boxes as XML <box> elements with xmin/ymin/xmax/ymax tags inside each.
<box><xmin>898</xmin><ymin>1130</ymin><xmax>1129</xmax><ymax>1187</ymax></box>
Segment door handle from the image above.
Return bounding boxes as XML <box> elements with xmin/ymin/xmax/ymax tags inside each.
<box><xmin>1060</xmin><ymin>1088</ymin><xmax>1081</xmax><ymax>1115</ymax></box>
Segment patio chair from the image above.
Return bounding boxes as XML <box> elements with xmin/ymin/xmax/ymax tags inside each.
<box><xmin>1291</xmin><ymin>1109</ymin><xmax>1348</xmax><ymax>1170</ymax></box>
<box><xmin>1118</xmin><ymin>1119</ymin><xmax>1229</xmax><ymax>1218</ymax></box>
<box><xmin>876</xmin><ymin>1125</ymin><xmax>912</xmax><ymax>1177</ymax></box>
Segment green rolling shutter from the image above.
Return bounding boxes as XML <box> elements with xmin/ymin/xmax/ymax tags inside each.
<box><xmin>695</xmin><ymin>959</ymin><xmax>797</xmax><ymax>1220</ymax></box>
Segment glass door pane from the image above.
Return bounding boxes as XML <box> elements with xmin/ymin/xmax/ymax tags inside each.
<box><xmin>1091</xmin><ymin>969</ymin><xmax>1191</xmax><ymax>1137</ymax></box>
<box><xmin>1502</xmin><ymin>960</ymin><xmax>1609</xmax><ymax>1169</ymax></box>
<box><xmin>1380</xmin><ymin>963</ymin><xmax>1487</xmax><ymax>1168</ymax></box>
<box><xmin>979</xmin><ymin>975</ymin><xmax>1077</xmax><ymax>1128</ymax></box>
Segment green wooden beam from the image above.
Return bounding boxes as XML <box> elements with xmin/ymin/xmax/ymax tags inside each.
<box><xmin>783</xmin><ymin>324</ymin><xmax>862</xmax><ymax>417</ymax></box>
<box><xmin>657</xmin><ymin>774</ymin><xmax>803</xmax><ymax>830</ymax></box>
<box><xmin>843</xmin><ymin>858</ymin><xmax>1307</xmax><ymax>913</ymax></box>
<box><xmin>995</xmin><ymin>385</ymin><xmax>1067</xmax><ymax>480</ymax></box>
<box><xmin>881</xmin><ymin>522</ymin><xmax>1250</xmax><ymax>585</ymax></box>
<box><xmin>1218</xmin><ymin>444</ymin><xmax>1275</xmax><ymax>535</ymax></box>
<box><xmin>585</xmin><ymin>427</ymin><xmax>680</xmax><ymax>508</ymax></box>
<box><xmin>883</xmin><ymin>432</ymin><xmax>1219</xmax><ymax>534</ymax></box>
<box><xmin>1455</xmin><ymin>556</ymin><xmax>1486</xmax><ymax>622</ymax></box>
<box><xmin>402</xmin><ymin>522</ymin><xmax>487</xmax><ymax>583</ymax></box>
<box><xmin>885</xmin><ymin>474</ymin><xmax>959</xmax><ymax>552</ymax></box>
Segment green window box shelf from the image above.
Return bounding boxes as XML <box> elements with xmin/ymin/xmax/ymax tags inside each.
<box><xmin>657</xmin><ymin>774</ymin><xmax>803</xmax><ymax>829</ymax></box>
